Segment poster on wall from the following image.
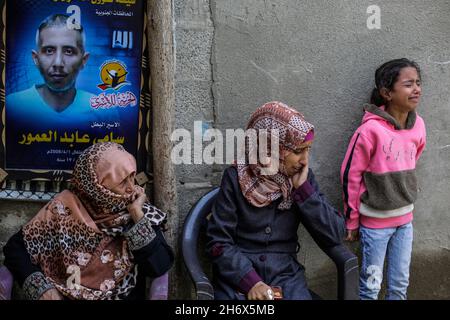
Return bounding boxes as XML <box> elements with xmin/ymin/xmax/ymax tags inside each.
<box><xmin>3</xmin><ymin>0</ymin><xmax>144</xmax><ymax>174</ymax></box>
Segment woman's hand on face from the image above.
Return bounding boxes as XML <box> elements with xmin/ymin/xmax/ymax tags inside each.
<box><xmin>345</xmin><ymin>229</ymin><xmax>359</xmax><ymax>242</ymax></box>
<box><xmin>127</xmin><ymin>189</ymin><xmax>147</xmax><ymax>223</ymax></box>
<box><xmin>39</xmin><ymin>288</ymin><xmax>64</xmax><ymax>300</ymax></box>
<box><xmin>291</xmin><ymin>162</ymin><xmax>309</xmax><ymax>189</ymax></box>
<box><xmin>247</xmin><ymin>281</ymin><xmax>273</xmax><ymax>300</ymax></box>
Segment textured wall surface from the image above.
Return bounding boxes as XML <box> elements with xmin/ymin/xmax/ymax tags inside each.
<box><xmin>0</xmin><ymin>201</ymin><xmax>42</xmax><ymax>263</ymax></box>
<box><xmin>173</xmin><ymin>0</ymin><xmax>450</xmax><ymax>299</ymax></box>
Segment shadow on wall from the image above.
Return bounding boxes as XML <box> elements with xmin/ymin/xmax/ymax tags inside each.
<box><xmin>409</xmin><ymin>249</ymin><xmax>450</xmax><ymax>299</ymax></box>
<box><xmin>0</xmin><ymin>201</ymin><xmax>44</xmax><ymax>263</ymax></box>
<box><xmin>307</xmin><ymin>245</ymin><xmax>450</xmax><ymax>300</ymax></box>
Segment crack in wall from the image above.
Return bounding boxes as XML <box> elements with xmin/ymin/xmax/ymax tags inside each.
<box><xmin>209</xmin><ymin>0</ymin><xmax>218</xmax><ymax>126</ymax></box>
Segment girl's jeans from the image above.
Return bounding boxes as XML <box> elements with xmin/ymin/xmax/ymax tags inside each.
<box><xmin>359</xmin><ymin>222</ymin><xmax>413</xmax><ymax>300</ymax></box>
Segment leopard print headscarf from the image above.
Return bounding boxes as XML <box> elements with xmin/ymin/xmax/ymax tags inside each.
<box><xmin>71</xmin><ymin>142</ymin><xmax>138</xmax><ymax>235</ymax></box>
<box><xmin>22</xmin><ymin>142</ymin><xmax>166</xmax><ymax>300</ymax></box>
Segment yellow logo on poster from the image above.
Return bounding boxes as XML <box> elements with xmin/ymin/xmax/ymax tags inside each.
<box><xmin>97</xmin><ymin>61</ymin><xmax>130</xmax><ymax>90</ymax></box>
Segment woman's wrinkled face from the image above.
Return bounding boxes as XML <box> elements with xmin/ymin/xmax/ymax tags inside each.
<box><xmin>109</xmin><ymin>172</ymin><xmax>136</xmax><ymax>195</ymax></box>
<box><xmin>283</xmin><ymin>140</ymin><xmax>313</xmax><ymax>177</ymax></box>
<box><xmin>93</xmin><ymin>145</ymin><xmax>137</xmax><ymax>196</ymax></box>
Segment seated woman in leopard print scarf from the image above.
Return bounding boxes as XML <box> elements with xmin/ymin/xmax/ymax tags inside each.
<box><xmin>3</xmin><ymin>142</ymin><xmax>174</xmax><ymax>300</ymax></box>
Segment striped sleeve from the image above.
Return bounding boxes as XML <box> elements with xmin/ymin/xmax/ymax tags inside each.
<box><xmin>340</xmin><ymin>131</ymin><xmax>373</xmax><ymax>230</ymax></box>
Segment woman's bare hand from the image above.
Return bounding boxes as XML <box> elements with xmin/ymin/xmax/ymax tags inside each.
<box><xmin>247</xmin><ymin>281</ymin><xmax>273</xmax><ymax>300</ymax></box>
<box><xmin>291</xmin><ymin>163</ymin><xmax>309</xmax><ymax>189</ymax></box>
<box><xmin>127</xmin><ymin>189</ymin><xmax>147</xmax><ymax>223</ymax></box>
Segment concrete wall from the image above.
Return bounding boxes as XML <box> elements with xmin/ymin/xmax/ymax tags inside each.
<box><xmin>172</xmin><ymin>0</ymin><xmax>217</xmax><ymax>298</ymax></box>
<box><xmin>0</xmin><ymin>201</ymin><xmax>42</xmax><ymax>263</ymax></box>
<box><xmin>172</xmin><ymin>0</ymin><xmax>450</xmax><ymax>299</ymax></box>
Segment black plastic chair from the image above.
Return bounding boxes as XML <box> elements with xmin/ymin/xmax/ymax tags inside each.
<box><xmin>181</xmin><ymin>187</ymin><xmax>359</xmax><ymax>300</ymax></box>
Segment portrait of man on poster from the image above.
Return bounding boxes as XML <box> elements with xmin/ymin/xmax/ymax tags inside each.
<box><xmin>6</xmin><ymin>13</ymin><xmax>116</xmax><ymax>130</ymax></box>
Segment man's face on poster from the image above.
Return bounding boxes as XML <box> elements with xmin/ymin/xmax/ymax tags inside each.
<box><xmin>32</xmin><ymin>26</ymin><xmax>89</xmax><ymax>92</ymax></box>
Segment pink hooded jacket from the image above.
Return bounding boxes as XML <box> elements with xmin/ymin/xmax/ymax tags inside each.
<box><xmin>341</xmin><ymin>104</ymin><xmax>426</xmax><ymax>230</ymax></box>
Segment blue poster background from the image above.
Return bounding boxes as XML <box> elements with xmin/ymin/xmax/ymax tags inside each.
<box><xmin>5</xmin><ymin>0</ymin><xmax>144</xmax><ymax>170</ymax></box>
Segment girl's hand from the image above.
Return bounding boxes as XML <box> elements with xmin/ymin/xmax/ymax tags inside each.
<box><xmin>291</xmin><ymin>163</ymin><xmax>309</xmax><ymax>189</ymax></box>
<box><xmin>39</xmin><ymin>288</ymin><xmax>64</xmax><ymax>300</ymax></box>
<box><xmin>247</xmin><ymin>281</ymin><xmax>273</xmax><ymax>300</ymax></box>
<box><xmin>127</xmin><ymin>189</ymin><xmax>147</xmax><ymax>223</ymax></box>
<box><xmin>345</xmin><ymin>229</ymin><xmax>359</xmax><ymax>242</ymax></box>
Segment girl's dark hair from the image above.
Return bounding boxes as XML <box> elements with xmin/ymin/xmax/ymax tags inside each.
<box><xmin>370</xmin><ymin>58</ymin><xmax>421</xmax><ymax>106</ymax></box>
